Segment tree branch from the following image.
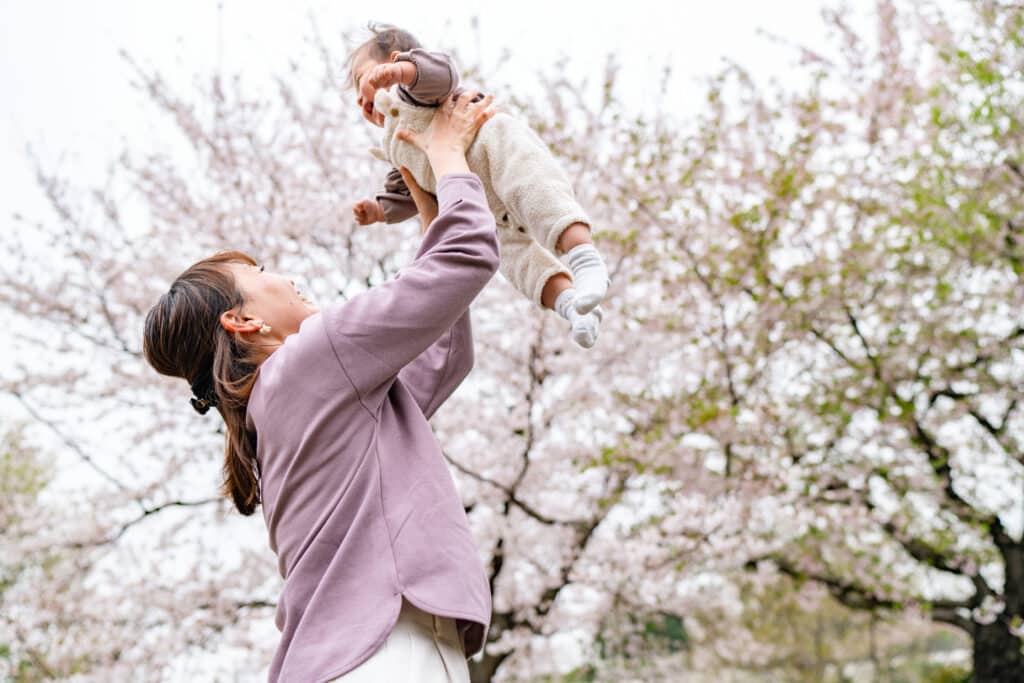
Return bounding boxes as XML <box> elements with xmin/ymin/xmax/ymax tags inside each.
<box><xmin>68</xmin><ymin>497</ymin><xmax>223</xmax><ymax>548</ymax></box>
<box><xmin>906</xmin><ymin>414</ymin><xmax>992</xmax><ymax>527</ymax></box>
<box><xmin>929</xmin><ymin>600</ymin><xmax>974</xmax><ymax>632</ymax></box>
<box><xmin>752</xmin><ymin>555</ymin><xmax>902</xmax><ymax>611</ymax></box>
<box><xmin>533</xmin><ymin>471</ymin><xmax>629</xmax><ymax>620</ymax></box>
<box><xmin>442</xmin><ymin>450</ymin><xmax>587</xmax><ymax>527</ymax></box>
<box><xmin>11</xmin><ymin>391</ymin><xmax>131</xmax><ymax>495</ymax></box>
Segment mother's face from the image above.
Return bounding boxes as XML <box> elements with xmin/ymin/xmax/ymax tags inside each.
<box><xmin>223</xmin><ymin>262</ymin><xmax>318</xmax><ymax>340</ymax></box>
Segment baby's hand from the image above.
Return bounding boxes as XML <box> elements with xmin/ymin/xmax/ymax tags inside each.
<box><xmin>353</xmin><ymin>199</ymin><xmax>384</xmax><ymax>225</ymax></box>
<box><xmin>359</xmin><ymin>59</ymin><xmax>416</xmax><ymax>118</ymax></box>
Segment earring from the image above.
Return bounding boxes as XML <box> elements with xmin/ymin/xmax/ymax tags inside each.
<box><xmin>258</xmin><ymin>322</ymin><xmax>272</xmax><ymax>335</ymax></box>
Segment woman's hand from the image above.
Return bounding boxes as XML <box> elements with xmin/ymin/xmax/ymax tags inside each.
<box><xmin>395</xmin><ymin>90</ymin><xmax>496</xmax><ymax>179</ymax></box>
<box><xmin>398</xmin><ymin>167</ymin><xmax>439</xmax><ymax>233</ymax></box>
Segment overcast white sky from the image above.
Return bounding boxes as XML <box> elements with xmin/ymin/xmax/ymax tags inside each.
<box><xmin>0</xmin><ymin>0</ymin><xmax>843</xmax><ymax>432</ymax></box>
<box><xmin>0</xmin><ymin>0</ymin><xmax>853</xmax><ymax>445</ymax></box>
<box><xmin>0</xmin><ymin>0</ymin><xmax>838</xmax><ymax>223</ymax></box>
<box><xmin>0</xmin><ymin>0</ymin><xmax>853</xmax><ymax>442</ymax></box>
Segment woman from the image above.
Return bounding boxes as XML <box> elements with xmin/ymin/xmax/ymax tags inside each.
<box><xmin>143</xmin><ymin>91</ymin><xmax>498</xmax><ymax>683</ymax></box>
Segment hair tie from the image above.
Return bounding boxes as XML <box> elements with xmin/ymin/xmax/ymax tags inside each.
<box><xmin>190</xmin><ymin>395</ymin><xmax>215</xmax><ymax>415</ymax></box>
<box><xmin>190</xmin><ymin>373</ymin><xmax>218</xmax><ymax>415</ymax></box>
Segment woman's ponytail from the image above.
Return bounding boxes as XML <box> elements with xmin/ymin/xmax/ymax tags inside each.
<box><xmin>143</xmin><ymin>251</ymin><xmax>264</xmax><ymax>516</ymax></box>
<box><xmin>211</xmin><ymin>325</ymin><xmax>261</xmax><ymax>515</ymax></box>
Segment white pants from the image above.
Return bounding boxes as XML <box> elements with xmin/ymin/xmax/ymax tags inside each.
<box><xmin>330</xmin><ymin>598</ymin><xmax>471</xmax><ymax>682</ymax></box>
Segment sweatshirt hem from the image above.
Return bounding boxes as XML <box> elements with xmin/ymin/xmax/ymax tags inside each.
<box><xmin>309</xmin><ymin>591</ymin><xmax>489</xmax><ymax>682</ymax></box>
<box><xmin>313</xmin><ymin>593</ymin><xmax>404</xmax><ymax>683</ymax></box>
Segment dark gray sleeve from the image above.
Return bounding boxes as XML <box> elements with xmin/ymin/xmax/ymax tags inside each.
<box><xmin>375</xmin><ymin>167</ymin><xmax>420</xmax><ymax>224</ymax></box>
<box><xmin>394</xmin><ymin>49</ymin><xmax>460</xmax><ymax>107</ymax></box>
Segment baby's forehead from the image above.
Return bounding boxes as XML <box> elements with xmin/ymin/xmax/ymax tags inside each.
<box><xmin>350</xmin><ymin>49</ymin><xmax>377</xmax><ymax>84</ymax></box>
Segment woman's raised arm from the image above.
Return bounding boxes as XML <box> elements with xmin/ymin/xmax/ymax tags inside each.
<box><xmin>322</xmin><ymin>92</ymin><xmax>498</xmax><ymax>415</ymax></box>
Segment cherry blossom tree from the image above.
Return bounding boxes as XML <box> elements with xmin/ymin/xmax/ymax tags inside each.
<box><xmin>601</xmin><ymin>0</ymin><xmax>1023</xmax><ymax>679</ymax></box>
<box><xmin>3</xmin><ymin>0</ymin><xmax>1021</xmax><ymax>680</ymax></box>
<box><xmin>1</xmin><ymin>26</ymin><xmax>746</xmax><ymax>683</ymax></box>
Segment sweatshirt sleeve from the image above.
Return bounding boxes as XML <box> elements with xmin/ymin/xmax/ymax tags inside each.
<box><xmin>376</xmin><ymin>167</ymin><xmax>420</xmax><ymax>224</ymax></box>
<box><xmin>396</xmin><ymin>308</ymin><xmax>474</xmax><ymax>419</ymax></box>
<box><xmin>395</xmin><ymin>49</ymin><xmax>460</xmax><ymax>107</ymax></box>
<box><xmin>323</xmin><ymin>173</ymin><xmax>498</xmax><ymax>416</ymax></box>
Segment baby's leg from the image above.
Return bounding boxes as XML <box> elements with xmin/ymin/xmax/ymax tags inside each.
<box><xmin>498</xmin><ymin>227</ymin><xmax>602</xmax><ymax>348</ymax></box>
<box><xmin>553</xmin><ymin>221</ymin><xmax>609</xmax><ymax>314</ymax></box>
<box><xmin>497</xmin><ymin>226</ymin><xmax>570</xmax><ymax>308</ymax></box>
<box><xmin>555</xmin><ymin>223</ymin><xmax>593</xmax><ymax>254</ymax></box>
<box><xmin>541</xmin><ymin>272</ymin><xmax>573</xmax><ymax>309</ymax></box>
<box><xmin>543</xmin><ymin>219</ymin><xmax>606</xmax><ymax>315</ymax></box>
<box><xmin>475</xmin><ymin>114</ymin><xmax>610</xmax><ymax>314</ymax></box>
<box><xmin>541</xmin><ymin>271</ymin><xmax>602</xmax><ymax>348</ymax></box>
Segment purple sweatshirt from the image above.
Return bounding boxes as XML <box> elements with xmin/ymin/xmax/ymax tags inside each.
<box><xmin>246</xmin><ymin>174</ymin><xmax>498</xmax><ymax>682</ymax></box>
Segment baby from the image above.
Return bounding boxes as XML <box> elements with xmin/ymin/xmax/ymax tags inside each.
<box><xmin>347</xmin><ymin>24</ymin><xmax>610</xmax><ymax>348</ymax></box>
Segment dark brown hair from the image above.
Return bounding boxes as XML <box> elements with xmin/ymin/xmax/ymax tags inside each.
<box><xmin>143</xmin><ymin>251</ymin><xmax>263</xmax><ymax>516</ymax></box>
<box><xmin>345</xmin><ymin>22</ymin><xmax>422</xmax><ymax>89</ymax></box>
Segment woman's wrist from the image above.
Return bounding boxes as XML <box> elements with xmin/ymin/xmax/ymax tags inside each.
<box><xmin>427</xmin><ymin>147</ymin><xmax>470</xmax><ymax>178</ymax></box>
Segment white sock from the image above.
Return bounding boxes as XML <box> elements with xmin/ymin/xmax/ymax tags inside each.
<box><xmin>566</xmin><ymin>244</ymin><xmax>609</xmax><ymax>314</ymax></box>
<box><xmin>555</xmin><ymin>288</ymin><xmax>603</xmax><ymax>349</ymax></box>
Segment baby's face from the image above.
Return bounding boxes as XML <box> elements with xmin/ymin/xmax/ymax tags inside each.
<box><xmin>351</xmin><ymin>51</ymin><xmax>386</xmax><ymax>127</ymax></box>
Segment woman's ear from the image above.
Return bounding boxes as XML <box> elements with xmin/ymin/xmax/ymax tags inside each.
<box><xmin>220</xmin><ymin>308</ymin><xmax>261</xmax><ymax>335</ymax></box>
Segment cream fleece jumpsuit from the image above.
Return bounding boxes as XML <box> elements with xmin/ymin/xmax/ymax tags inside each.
<box><xmin>370</xmin><ymin>49</ymin><xmax>591</xmax><ymax>307</ymax></box>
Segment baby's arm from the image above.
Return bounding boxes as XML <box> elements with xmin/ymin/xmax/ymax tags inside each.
<box><xmin>375</xmin><ymin>167</ymin><xmax>419</xmax><ymax>223</ymax></box>
<box><xmin>393</xmin><ymin>49</ymin><xmax>460</xmax><ymax>107</ymax></box>
<box><xmin>360</xmin><ymin>49</ymin><xmax>459</xmax><ymax>111</ymax></box>
<box><xmin>352</xmin><ymin>168</ymin><xmax>415</xmax><ymax>224</ymax></box>
<box><xmin>355</xmin><ymin>52</ymin><xmax>461</xmax><ymax>225</ymax></box>
<box><xmin>354</xmin><ymin>169</ymin><xmax>419</xmax><ymax>225</ymax></box>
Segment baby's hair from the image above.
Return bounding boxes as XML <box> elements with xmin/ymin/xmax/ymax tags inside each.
<box><xmin>345</xmin><ymin>22</ymin><xmax>423</xmax><ymax>89</ymax></box>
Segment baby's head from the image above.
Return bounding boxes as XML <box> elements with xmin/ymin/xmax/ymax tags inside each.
<box><xmin>345</xmin><ymin>23</ymin><xmax>421</xmax><ymax>125</ymax></box>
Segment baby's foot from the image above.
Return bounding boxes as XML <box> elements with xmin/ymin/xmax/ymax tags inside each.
<box><xmin>566</xmin><ymin>244</ymin><xmax>610</xmax><ymax>314</ymax></box>
<box><xmin>570</xmin><ymin>306</ymin><xmax>603</xmax><ymax>348</ymax></box>
<box><xmin>555</xmin><ymin>288</ymin><xmax>603</xmax><ymax>349</ymax></box>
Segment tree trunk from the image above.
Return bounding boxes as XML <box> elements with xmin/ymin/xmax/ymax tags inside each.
<box><xmin>972</xmin><ymin>619</ymin><xmax>1024</xmax><ymax>683</ymax></box>
<box><xmin>469</xmin><ymin>651</ymin><xmax>510</xmax><ymax>683</ymax></box>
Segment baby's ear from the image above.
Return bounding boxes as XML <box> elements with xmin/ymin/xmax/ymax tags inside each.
<box><xmin>389</xmin><ymin>50</ymin><xmax>400</xmax><ymax>62</ymax></box>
